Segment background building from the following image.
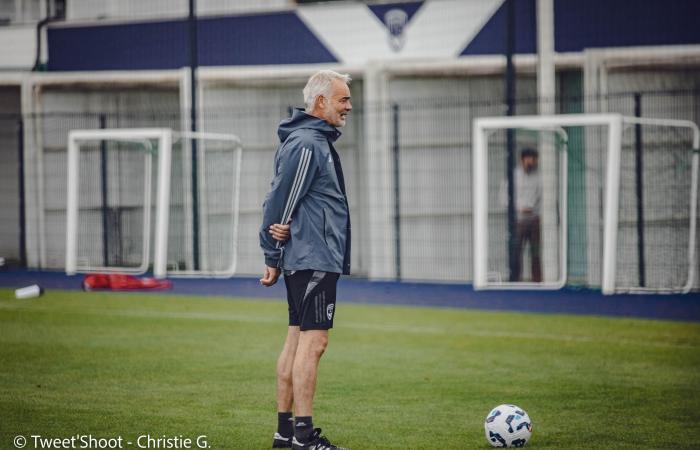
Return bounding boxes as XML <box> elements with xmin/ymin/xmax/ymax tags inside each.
<box><xmin>0</xmin><ymin>0</ymin><xmax>698</xmax><ymax>291</ymax></box>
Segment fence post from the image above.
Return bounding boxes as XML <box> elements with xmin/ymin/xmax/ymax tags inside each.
<box><xmin>505</xmin><ymin>0</ymin><xmax>518</xmax><ymax>281</ymax></box>
<box><xmin>99</xmin><ymin>114</ymin><xmax>110</xmax><ymax>267</ymax></box>
<box><xmin>17</xmin><ymin>117</ymin><xmax>27</xmax><ymax>268</ymax></box>
<box><xmin>392</xmin><ymin>103</ymin><xmax>401</xmax><ymax>280</ymax></box>
<box><xmin>189</xmin><ymin>0</ymin><xmax>200</xmax><ymax>271</ymax></box>
<box><xmin>634</xmin><ymin>92</ymin><xmax>646</xmax><ymax>287</ymax></box>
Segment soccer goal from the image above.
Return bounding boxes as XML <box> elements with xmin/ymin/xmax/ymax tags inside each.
<box><xmin>473</xmin><ymin>116</ymin><xmax>572</xmax><ymax>290</ymax></box>
<box><xmin>473</xmin><ymin>113</ymin><xmax>699</xmax><ymax>294</ymax></box>
<box><xmin>65</xmin><ymin>128</ymin><xmax>243</xmax><ymax>279</ymax></box>
<box><xmin>65</xmin><ymin>129</ymin><xmax>171</xmax><ymax>276</ymax></box>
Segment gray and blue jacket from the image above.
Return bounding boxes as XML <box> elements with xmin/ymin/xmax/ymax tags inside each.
<box><xmin>259</xmin><ymin>108</ymin><xmax>351</xmax><ymax>275</ymax></box>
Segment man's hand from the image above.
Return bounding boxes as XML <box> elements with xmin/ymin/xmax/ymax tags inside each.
<box><xmin>260</xmin><ymin>266</ymin><xmax>281</xmax><ymax>287</ymax></box>
<box><xmin>269</xmin><ymin>222</ymin><xmax>291</xmax><ymax>242</ymax></box>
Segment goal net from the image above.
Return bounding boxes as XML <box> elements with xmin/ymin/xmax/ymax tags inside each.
<box><xmin>614</xmin><ymin>118</ymin><xmax>699</xmax><ymax>293</ymax></box>
<box><xmin>473</xmin><ymin>122</ymin><xmax>569</xmax><ymax>290</ymax></box>
<box><xmin>66</xmin><ymin>129</ymin><xmax>243</xmax><ymax>278</ymax></box>
<box><xmin>166</xmin><ymin>131</ymin><xmax>242</xmax><ymax>277</ymax></box>
<box><xmin>65</xmin><ymin>129</ymin><xmax>166</xmax><ymax>274</ymax></box>
<box><xmin>473</xmin><ymin>114</ymin><xmax>699</xmax><ymax>294</ymax></box>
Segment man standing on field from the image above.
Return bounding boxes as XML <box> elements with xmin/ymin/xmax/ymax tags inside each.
<box><xmin>259</xmin><ymin>70</ymin><xmax>352</xmax><ymax>450</ymax></box>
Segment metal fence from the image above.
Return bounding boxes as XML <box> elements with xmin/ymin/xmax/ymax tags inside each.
<box><xmin>2</xmin><ymin>88</ymin><xmax>699</xmax><ymax>289</ymax></box>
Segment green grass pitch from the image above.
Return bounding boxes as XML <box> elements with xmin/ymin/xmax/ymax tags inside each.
<box><xmin>1</xmin><ymin>289</ymin><xmax>699</xmax><ymax>449</ymax></box>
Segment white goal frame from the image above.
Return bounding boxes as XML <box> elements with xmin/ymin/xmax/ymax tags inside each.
<box><xmin>473</xmin><ymin>113</ymin><xmax>700</xmax><ymax>295</ymax></box>
<box><xmin>65</xmin><ymin>129</ymin><xmax>172</xmax><ymax>277</ymax></box>
<box><xmin>66</xmin><ymin>128</ymin><xmax>244</xmax><ymax>279</ymax></box>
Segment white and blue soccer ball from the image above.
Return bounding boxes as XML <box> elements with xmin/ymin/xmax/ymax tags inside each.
<box><xmin>484</xmin><ymin>404</ymin><xmax>532</xmax><ymax>448</ymax></box>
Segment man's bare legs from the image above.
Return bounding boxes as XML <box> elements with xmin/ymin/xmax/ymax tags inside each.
<box><xmin>277</xmin><ymin>328</ymin><xmax>332</xmax><ymax>415</ymax></box>
<box><xmin>273</xmin><ymin>326</ymin><xmax>300</xmax><ymax>447</ymax></box>
<box><xmin>292</xmin><ymin>330</ymin><xmax>329</xmax><ymax>417</ymax></box>
<box><xmin>275</xmin><ymin>328</ymin><xmax>329</xmax><ymax>446</ymax></box>
<box><xmin>277</xmin><ymin>326</ymin><xmax>301</xmax><ymax>412</ymax></box>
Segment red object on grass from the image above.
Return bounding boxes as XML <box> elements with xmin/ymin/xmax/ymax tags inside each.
<box><xmin>82</xmin><ymin>274</ymin><xmax>172</xmax><ymax>291</ymax></box>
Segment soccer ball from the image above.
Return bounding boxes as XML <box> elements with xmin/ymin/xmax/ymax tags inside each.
<box><xmin>484</xmin><ymin>404</ymin><xmax>532</xmax><ymax>448</ymax></box>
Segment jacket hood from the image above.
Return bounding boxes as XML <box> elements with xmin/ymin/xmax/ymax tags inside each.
<box><xmin>278</xmin><ymin>108</ymin><xmax>341</xmax><ymax>143</ymax></box>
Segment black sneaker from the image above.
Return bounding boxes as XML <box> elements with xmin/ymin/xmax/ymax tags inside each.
<box><xmin>272</xmin><ymin>432</ymin><xmax>292</xmax><ymax>448</ymax></box>
<box><xmin>291</xmin><ymin>428</ymin><xmax>347</xmax><ymax>450</ymax></box>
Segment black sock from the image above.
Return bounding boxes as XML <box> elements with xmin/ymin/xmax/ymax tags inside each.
<box><xmin>277</xmin><ymin>412</ymin><xmax>293</xmax><ymax>437</ymax></box>
<box><xmin>294</xmin><ymin>416</ymin><xmax>313</xmax><ymax>442</ymax></box>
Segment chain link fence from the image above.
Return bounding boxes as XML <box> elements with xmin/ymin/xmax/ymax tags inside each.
<box><xmin>2</xmin><ymin>87</ymin><xmax>699</xmax><ymax>290</ymax></box>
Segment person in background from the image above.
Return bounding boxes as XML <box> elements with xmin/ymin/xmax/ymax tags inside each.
<box><xmin>512</xmin><ymin>147</ymin><xmax>542</xmax><ymax>282</ymax></box>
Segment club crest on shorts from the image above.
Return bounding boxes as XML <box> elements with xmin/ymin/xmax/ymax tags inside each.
<box><xmin>326</xmin><ymin>303</ymin><xmax>335</xmax><ymax>321</ymax></box>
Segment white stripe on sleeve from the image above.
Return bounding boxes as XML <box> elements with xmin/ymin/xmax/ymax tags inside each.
<box><xmin>281</xmin><ymin>147</ymin><xmax>312</xmax><ymax>224</ymax></box>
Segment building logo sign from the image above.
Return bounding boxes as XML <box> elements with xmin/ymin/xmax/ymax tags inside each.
<box><xmin>297</xmin><ymin>0</ymin><xmax>504</xmax><ymax>64</ymax></box>
<box><xmin>385</xmin><ymin>8</ymin><xmax>409</xmax><ymax>52</ymax></box>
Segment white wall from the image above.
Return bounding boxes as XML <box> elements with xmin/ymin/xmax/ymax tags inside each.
<box><xmin>65</xmin><ymin>0</ymin><xmax>291</xmax><ymax>22</ymax></box>
<box><xmin>0</xmin><ymin>0</ymin><xmax>42</xmax><ymax>24</ymax></box>
<box><xmin>0</xmin><ymin>25</ymin><xmax>37</xmax><ymax>69</ymax></box>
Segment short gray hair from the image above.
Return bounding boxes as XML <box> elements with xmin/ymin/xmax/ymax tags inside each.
<box><xmin>303</xmin><ymin>70</ymin><xmax>351</xmax><ymax>112</ymax></box>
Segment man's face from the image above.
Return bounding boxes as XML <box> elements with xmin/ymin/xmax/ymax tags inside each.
<box><xmin>318</xmin><ymin>79</ymin><xmax>352</xmax><ymax>127</ymax></box>
<box><xmin>522</xmin><ymin>155</ymin><xmax>538</xmax><ymax>172</ymax></box>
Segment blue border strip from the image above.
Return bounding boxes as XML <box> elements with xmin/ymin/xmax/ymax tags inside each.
<box><xmin>48</xmin><ymin>11</ymin><xmax>337</xmax><ymax>71</ymax></box>
<box><xmin>1</xmin><ymin>270</ymin><xmax>699</xmax><ymax>322</ymax></box>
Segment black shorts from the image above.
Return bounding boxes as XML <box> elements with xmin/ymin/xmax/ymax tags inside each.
<box><xmin>283</xmin><ymin>270</ymin><xmax>340</xmax><ymax>331</ymax></box>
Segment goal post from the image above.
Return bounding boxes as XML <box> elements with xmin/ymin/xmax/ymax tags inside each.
<box><xmin>473</xmin><ymin>113</ymin><xmax>699</xmax><ymax>294</ymax></box>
